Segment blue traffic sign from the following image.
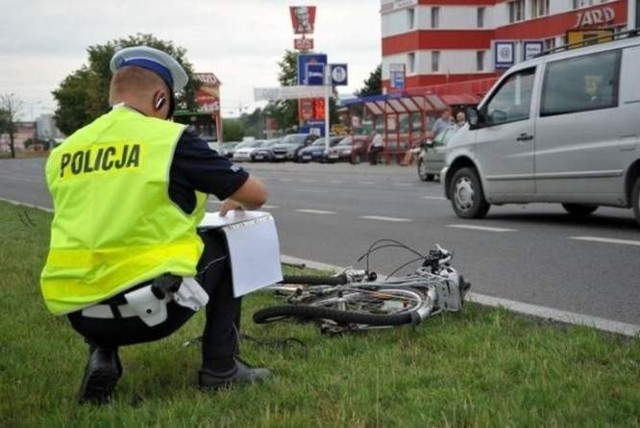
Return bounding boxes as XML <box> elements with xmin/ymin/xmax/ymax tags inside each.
<box><xmin>297</xmin><ymin>53</ymin><xmax>327</xmax><ymax>85</ymax></box>
<box><xmin>306</xmin><ymin>63</ymin><xmax>325</xmax><ymax>86</ymax></box>
<box><xmin>330</xmin><ymin>64</ymin><xmax>348</xmax><ymax>86</ymax></box>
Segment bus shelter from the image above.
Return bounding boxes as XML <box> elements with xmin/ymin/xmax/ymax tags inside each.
<box><xmin>340</xmin><ymin>93</ymin><xmax>448</xmax><ymax>164</ymax></box>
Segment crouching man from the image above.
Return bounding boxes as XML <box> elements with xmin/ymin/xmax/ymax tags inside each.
<box><xmin>40</xmin><ymin>45</ymin><xmax>270</xmax><ymax>405</ymax></box>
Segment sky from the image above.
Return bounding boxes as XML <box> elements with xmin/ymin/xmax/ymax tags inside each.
<box><xmin>0</xmin><ymin>0</ymin><xmax>382</xmax><ymax>121</ymax></box>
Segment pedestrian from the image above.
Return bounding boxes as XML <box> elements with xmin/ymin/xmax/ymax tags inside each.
<box><xmin>40</xmin><ymin>46</ymin><xmax>270</xmax><ymax>405</ymax></box>
<box><xmin>368</xmin><ymin>130</ymin><xmax>384</xmax><ymax>165</ymax></box>
<box><xmin>432</xmin><ymin>109</ymin><xmax>453</xmax><ymax>138</ymax></box>
<box><xmin>454</xmin><ymin>111</ymin><xmax>467</xmax><ymax>131</ymax></box>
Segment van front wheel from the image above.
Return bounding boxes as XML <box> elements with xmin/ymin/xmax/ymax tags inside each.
<box><xmin>450</xmin><ymin>167</ymin><xmax>490</xmax><ymax>219</ymax></box>
<box><xmin>562</xmin><ymin>203</ymin><xmax>598</xmax><ymax>216</ymax></box>
<box><xmin>632</xmin><ymin>177</ymin><xmax>640</xmax><ymax>227</ymax></box>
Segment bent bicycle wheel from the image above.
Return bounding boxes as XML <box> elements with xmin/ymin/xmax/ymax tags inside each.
<box><xmin>253</xmin><ymin>288</ymin><xmax>430</xmax><ymax>327</ymax></box>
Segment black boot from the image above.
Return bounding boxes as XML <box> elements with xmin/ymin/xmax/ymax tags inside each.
<box><xmin>78</xmin><ymin>347</ymin><xmax>122</xmax><ymax>405</ymax></box>
<box><xmin>198</xmin><ymin>357</ymin><xmax>271</xmax><ymax>390</ymax></box>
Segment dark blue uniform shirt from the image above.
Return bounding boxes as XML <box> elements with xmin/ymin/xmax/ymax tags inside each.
<box><xmin>169</xmin><ymin>128</ymin><xmax>249</xmax><ymax>214</ymax></box>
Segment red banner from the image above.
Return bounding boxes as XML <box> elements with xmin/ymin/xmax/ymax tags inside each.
<box><xmin>290</xmin><ymin>6</ymin><xmax>316</xmax><ymax>35</ymax></box>
<box><xmin>294</xmin><ymin>37</ymin><xmax>314</xmax><ymax>51</ymax></box>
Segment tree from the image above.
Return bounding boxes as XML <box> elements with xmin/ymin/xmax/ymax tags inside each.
<box><xmin>52</xmin><ymin>33</ymin><xmax>200</xmax><ymax>136</ymax></box>
<box><xmin>268</xmin><ymin>50</ymin><xmax>299</xmax><ymax>131</ymax></box>
<box><xmin>0</xmin><ymin>94</ymin><xmax>23</xmax><ymax>159</ymax></box>
<box><xmin>222</xmin><ymin>119</ymin><xmax>244</xmax><ymax>142</ymax></box>
<box><xmin>355</xmin><ymin>65</ymin><xmax>382</xmax><ymax>97</ymax></box>
<box><xmin>240</xmin><ymin>108</ymin><xmax>263</xmax><ymax>138</ymax></box>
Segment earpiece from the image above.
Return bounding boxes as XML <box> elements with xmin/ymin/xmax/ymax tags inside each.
<box><xmin>155</xmin><ymin>97</ymin><xmax>166</xmax><ymax>110</ymax></box>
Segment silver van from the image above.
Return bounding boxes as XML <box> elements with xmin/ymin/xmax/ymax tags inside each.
<box><xmin>443</xmin><ymin>31</ymin><xmax>640</xmax><ymax>226</ymax></box>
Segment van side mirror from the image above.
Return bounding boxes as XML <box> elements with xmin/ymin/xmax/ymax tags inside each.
<box><xmin>466</xmin><ymin>106</ymin><xmax>480</xmax><ymax>129</ymax></box>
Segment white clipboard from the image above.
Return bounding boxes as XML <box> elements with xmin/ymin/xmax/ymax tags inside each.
<box><xmin>198</xmin><ymin>211</ymin><xmax>283</xmax><ymax>297</ymax></box>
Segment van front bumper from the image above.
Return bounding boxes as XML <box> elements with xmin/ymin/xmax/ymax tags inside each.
<box><xmin>441</xmin><ymin>166</ymin><xmax>450</xmax><ymax>199</ymax></box>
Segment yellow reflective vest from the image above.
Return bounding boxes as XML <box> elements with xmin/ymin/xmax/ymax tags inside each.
<box><xmin>41</xmin><ymin>106</ymin><xmax>206</xmax><ymax>315</ymax></box>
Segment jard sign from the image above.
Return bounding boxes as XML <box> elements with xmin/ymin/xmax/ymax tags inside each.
<box><xmin>574</xmin><ymin>6</ymin><xmax>615</xmax><ymax>28</ymax></box>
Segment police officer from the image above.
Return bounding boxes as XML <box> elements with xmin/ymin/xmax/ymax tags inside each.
<box><xmin>40</xmin><ymin>46</ymin><xmax>270</xmax><ymax>404</ymax></box>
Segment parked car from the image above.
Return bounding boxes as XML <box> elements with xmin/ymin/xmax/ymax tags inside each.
<box><xmin>271</xmin><ymin>133</ymin><xmax>318</xmax><ymax>162</ymax></box>
<box><xmin>298</xmin><ymin>136</ymin><xmax>343</xmax><ymax>162</ymax></box>
<box><xmin>217</xmin><ymin>141</ymin><xmax>241</xmax><ymax>159</ymax></box>
<box><xmin>443</xmin><ymin>30</ymin><xmax>640</xmax><ymax>226</ymax></box>
<box><xmin>324</xmin><ymin>135</ymin><xmax>368</xmax><ymax>164</ymax></box>
<box><xmin>417</xmin><ymin>127</ymin><xmax>456</xmax><ymax>182</ymax></box>
<box><xmin>251</xmin><ymin>138</ymin><xmax>282</xmax><ymax>162</ymax></box>
<box><xmin>232</xmin><ymin>140</ymin><xmax>266</xmax><ymax>162</ymax></box>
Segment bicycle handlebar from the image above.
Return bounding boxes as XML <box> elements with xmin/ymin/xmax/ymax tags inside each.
<box><xmin>279</xmin><ymin>273</ymin><xmax>349</xmax><ymax>286</ymax></box>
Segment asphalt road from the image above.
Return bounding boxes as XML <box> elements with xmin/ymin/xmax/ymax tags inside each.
<box><xmin>2</xmin><ymin>157</ymin><xmax>639</xmax><ymax>327</ymax></box>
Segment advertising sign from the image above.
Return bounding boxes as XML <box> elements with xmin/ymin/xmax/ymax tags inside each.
<box><xmin>297</xmin><ymin>53</ymin><xmax>327</xmax><ymax>85</ymax></box>
<box><xmin>566</xmin><ymin>29</ymin><xmax>614</xmax><ymax>48</ymax></box>
<box><xmin>573</xmin><ymin>6</ymin><xmax>615</xmax><ymax>28</ymax></box>
<box><xmin>290</xmin><ymin>6</ymin><xmax>316</xmax><ymax>35</ymax></box>
<box><xmin>389</xmin><ymin>63</ymin><xmax>405</xmax><ymax>89</ymax></box>
<box><xmin>294</xmin><ymin>37</ymin><xmax>314</xmax><ymax>51</ymax></box>
<box><xmin>523</xmin><ymin>41</ymin><xmax>544</xmax><ymax>61</ymax></box>
<box><xmin>380</xmin><ymin>0</ymin><xmax>418</xmax><ymax>14</ymax></box>
<box><xmin>194</xmin><ymin>72</ymin><xmax>221</xmax><ymax>113</ymax></box>
<box><xmin>306</xmin><ymin>63</ymin><xmax>325</xmax><ymax>86</ymax></box>
<box><xmin>494</xmin><ymin>41</ymin><xmax>515</xmax><ymax>70</ymax></box>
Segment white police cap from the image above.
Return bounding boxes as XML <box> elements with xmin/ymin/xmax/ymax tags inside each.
<box><xmin>110</xmin><ymin>45</ymin><xmax>189</xmax><ymax>93</ymax></box>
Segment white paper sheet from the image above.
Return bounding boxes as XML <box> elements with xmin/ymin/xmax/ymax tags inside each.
<box><xmin>198</xmin><ymin>211</ymin><xmax>283</xmax><ymax>297</ymax></box>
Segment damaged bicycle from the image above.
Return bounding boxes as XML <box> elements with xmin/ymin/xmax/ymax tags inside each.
<box><xmin>253</xmin><ymin>240</ymin><xmax>471</xmax><ymax>334</ymax></box>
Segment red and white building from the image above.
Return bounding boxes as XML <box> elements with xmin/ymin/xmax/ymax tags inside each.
<box><xmin>380</xmin><ymin>0</ymin><xmax>635</xmax><ymax>97</ymax></box>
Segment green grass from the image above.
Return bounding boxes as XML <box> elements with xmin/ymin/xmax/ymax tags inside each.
<box><xmin>1</xmin><ymin>201</ymin><xmax>639</xmax><ymax>427</ymax></box>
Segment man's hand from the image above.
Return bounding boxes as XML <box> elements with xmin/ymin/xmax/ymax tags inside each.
<box><xmin>219</xmin><ymin>200</ymin><xmax>244</xmax><ymax>217</ymax></box>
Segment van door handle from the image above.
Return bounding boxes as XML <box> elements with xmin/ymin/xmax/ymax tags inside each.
<box><xmin>516</xmin><ymin>133</ymin><xmax>534</xmax><ymax>141</ymax></box>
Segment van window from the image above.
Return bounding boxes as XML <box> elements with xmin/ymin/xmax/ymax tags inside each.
<box><xmin>483</xmin><ymin>68</ymin><xmax>535</xmax><ymax>125</ymax></box>
<box><xmin>540</xmin><ymin>50</ymin><xmax>620</xmax><ymax>116</ymax></box>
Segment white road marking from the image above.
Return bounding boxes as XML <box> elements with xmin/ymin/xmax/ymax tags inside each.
<box><xmin>296</xmin><ymin>209</ymin><xmax>336</xmax><ymax>215</ymax></box>
<box><xmin>422</xmin><ymin>196</ymin><xmax>446</xmax><ymax>200</ymax></box>
<box><xmin>296</xmin><ymin>189</ymin><xmax>329</xmax><ymax>193</ymax></box>
<box><xmin>569</xmin><ymin>236</ymin><xmax>640</xmax><ymax>246</ymax></box>
<box><xmin>392</xmin><ymin>182</ymin><xmax>412</xmax><ymax>187</ymax></box>
<box><xmin>358</xmin><ymin>181</ymin><xmax>376</xmax><ymax>185</ymax></box>
<box><xmin>207</xmin><ymin>200</ymin><xmax>279</xmax><ymax>209</ymax></box>
<box><xmin>0</xmin><ymin>174</ymin><xmax>42</xmax><ymax>183</ymax></box>
<box><xmin>360</xmin><ymin>215</ymin><xmax>412</xmax><ymax>222</ymax></box>
<box><xmin>329</xmin><ymin>180</ymin><xmax>344</xmax><ymax>184</ymax></box>
<box><xmin>447</xmin><ymin>224</ymin><xmax>517</xmax><ymax>232</ymax></box>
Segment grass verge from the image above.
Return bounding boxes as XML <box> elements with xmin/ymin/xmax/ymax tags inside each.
<box><xmin>1</xmin><ymin>201</ymin><xmax>639</xmax><ymax>427</ymax></box>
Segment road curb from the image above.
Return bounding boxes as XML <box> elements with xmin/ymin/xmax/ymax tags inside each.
<box><xmin>5</xmin><ymin>198</ymin><xmax>637</xmax><ymax>338</ymax></box>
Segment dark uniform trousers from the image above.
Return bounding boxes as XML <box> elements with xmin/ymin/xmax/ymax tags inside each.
<box><xmin>67</xmin><ymin>229</ymin><xmax>241</xmax><ymax>371</ymax></box>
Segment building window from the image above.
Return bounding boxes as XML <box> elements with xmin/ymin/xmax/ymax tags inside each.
<box><xmin>531</xmin><ymin>0</ymin><xmax>549</xmax><ymax>18</ymax></box>
<box><xmin>477</xmin><ymin>51</ymin><xmax>485</xmax><ymax>71</ymax></box>
<box><xmin>408</xmin><ymin>52</ymin><xmax>416</xmax><ymax>74</ymax></box>
<box><xmin>508</xmin><ymin>0</ymin><xmax>525</xmax><ymax>23</ymax></box>
<box><xmin>407</xmin><ymin>8</ymin><xmax>415</xmax><ymax>30</ymax></box>
<box><xmin>431</xmin><ymin>7</ymin><xmax>440</xmax><ymax>29</ymax></box>
<box><xmin>543</xmin><ymin>37</ymin><xmax>556</xmax><ymax>52</ymax></box>
<box><xmin>573</xmin><ymin>0</ymin><xmax>595</xmax><ymax>9</ymax></box>
<box><xmin>477</xmin><ymin>7</ymin><xmax>485</xmax><ymax>28</ymax></box>
<box><xmin>431</xmin><ymin>51</ymin><xmax>440</xmax><ymax>72</ymax></box>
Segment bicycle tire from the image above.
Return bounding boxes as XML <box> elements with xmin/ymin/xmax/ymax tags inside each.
<box><xmin>280</xmin><ymin>273</ymin><xmax>348</xmax><ymax>286</ymax></box>
<box><xmin>254</xmin><ymin>288</ymin><xmax>429</xmax><ymax>327</ymax></box>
